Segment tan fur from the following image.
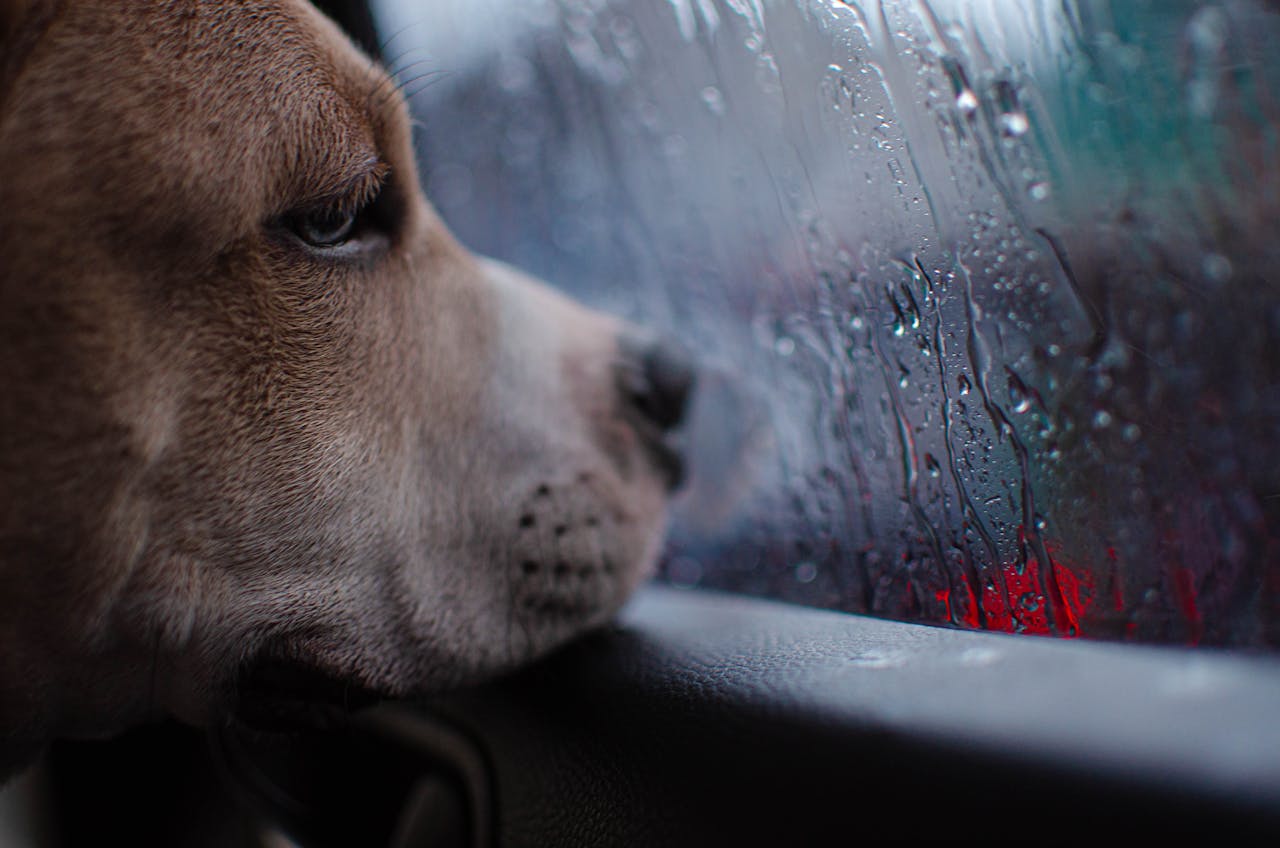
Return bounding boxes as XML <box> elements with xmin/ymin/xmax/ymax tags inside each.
<box><xmin>0</xmin><ymin>0</ymin><xmax>675</xmax><ymax>775</ymax></box>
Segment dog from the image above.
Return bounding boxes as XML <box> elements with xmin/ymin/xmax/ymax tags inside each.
<box><xmin>0</xmin><ymin>0</ymin><xmax>691</xmax><ymax>778</ymax></box>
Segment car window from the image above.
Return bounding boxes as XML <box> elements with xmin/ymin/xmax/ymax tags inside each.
<box><xmin>373</xmin><ymin>0</ymin><xmax>1280</xmax><ymax>649</ymax></box>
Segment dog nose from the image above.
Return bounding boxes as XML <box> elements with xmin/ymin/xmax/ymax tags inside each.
<box><xmin>617</xmin><ymin>333</ymin><xmax>696</xmax><ymax>435</ymax></box>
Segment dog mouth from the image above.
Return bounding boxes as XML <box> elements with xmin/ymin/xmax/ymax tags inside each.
<box><xmin>234</xmin><ymin>655</ymin><xmax>380</xmax><ymax>731</ymax></box>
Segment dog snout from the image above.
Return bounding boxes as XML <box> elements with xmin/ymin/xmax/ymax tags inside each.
<box><xmin>617</xmin><ymin>333</ymin><xmax>696</xmax><ymax>487</ymax></box>
<box><xmin>618</xmin><ymin>333</ymin><xmax>695</xmax><ymax>432</ymax></box>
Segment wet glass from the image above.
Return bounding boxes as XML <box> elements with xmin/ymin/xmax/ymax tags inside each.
<box><xmin>373</xmin><ymin>0</ymin><xmax>1280</xmax><ymax>648</ymax></box>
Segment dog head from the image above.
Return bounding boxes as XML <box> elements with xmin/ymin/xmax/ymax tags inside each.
<box><xmin>0</xmin><ymin>0</ymin><xmax>691</xmax><ymax>760</ymax></box>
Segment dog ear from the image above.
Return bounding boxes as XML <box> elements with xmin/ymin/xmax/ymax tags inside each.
<box><xmin>310</xmin><ymin>0</ymin><xmax>383</xmax><ymax>62</ymax></box>
<box><xmin>1</xmin><ymin>0</ymin><xmax>52</xmax><ymax>105</ymax></box>
<box><xmin>0</xmin><ymin>0</ymin><xmax>34</xmax><ymax>45</ymax></box>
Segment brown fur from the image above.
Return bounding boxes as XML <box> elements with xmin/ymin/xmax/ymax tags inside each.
<box><xmin>0</xmin><ymin>0</ymin><xmax>677</xmax><ymax>775</ymax></box>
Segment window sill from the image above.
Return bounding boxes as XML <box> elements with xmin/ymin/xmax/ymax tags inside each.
<box><xmin>403</xmin><ymin>584</ymin><xmax>1280</xmax><ymax>844</ymax></box>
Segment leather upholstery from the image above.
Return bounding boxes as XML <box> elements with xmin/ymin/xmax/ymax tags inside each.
<box><xmin>406</xmin><ymin>586</ymin><xmax>1280</xmax><ymax>845</ymax></box>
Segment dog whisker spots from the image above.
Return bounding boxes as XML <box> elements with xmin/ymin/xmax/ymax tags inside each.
<box><xmin>521</xmin><ymin>560</ymin><xmax>539</xmax><ymax>575</ymax></box>
<box><xmin>519</xmin><ymin>514</ymin><xmax>535</xmax><ymax>529</ymax></box>
<box><xmin>535</xmin><ymin>484</ymin><xmax>551</xmax><ymax>497</ymax></box>
<box><xmin>553</xmin><ymin>562</ymin><xmax>570</xmax><ymax>578</ymax></box>
<box><xmin>553</xmin><ymin>524</ymin><xmax>567</xmax><ymax>537</ymax></box>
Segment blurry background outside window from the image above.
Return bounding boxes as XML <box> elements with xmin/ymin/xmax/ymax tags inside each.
<box><xmin>374</xmin><ymin>0</ymin><xmax>1280</xmax><ymax>649</ymax></box>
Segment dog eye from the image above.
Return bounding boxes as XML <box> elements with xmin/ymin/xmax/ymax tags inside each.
<box><xmin>292</xmin><ymin>207</ymin><xmax>359</xmax><ymax>248</ymax></box>
<box><xmin>278</xmin><ymin>168</ymin><xmax>396</xmax><ymax>257</ymax></box>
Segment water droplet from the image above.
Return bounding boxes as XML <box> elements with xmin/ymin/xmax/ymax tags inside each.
<box><xmin>1122</xmin><ymin>423</ymin><xmax>1142</xmax><ymax>442</ymax></box>
<box><xmin>1187</xmin><ymin>6</ymin><xmax>1228</xmax><ymax>54</ymax></box>
<box><xmin>1188</xmin><ymin>78</ymin><xmax>1217</xmax><ymax>119</ymax></box>
<box><xmin>1000</xmin><ymin>111</ymin><xmax>1029</xmax><ymax>137</ymax></box>
<box><xmin>924</xmin><ymin>453</ymin><xmax>942</xmax><ymax>477</ymax></box>
<box><xmin>1028</xmin><ymin>181</ymin><xmax>1050</xmax><ymax>201</ymax></box>
<box><xmin>942</xmin><ymin>55</ymin><xmax>978</xmax><ymax>117</ymax></box>
<box><xmin>1007</xmin><ymin>372</ymin><xmax>1032</xmax><ymax>414</ymax></box>
<box><xmin>775</xmin><ymin>335</ymin><xmax>796</xmax><ymax>356</ymax></box>
<box><xmin>667</xmin><ymin>556</ymin><xmax>703</xmax><ymax>588</ymax></box>
<box><xmin>795</xmin><ymin>561</ymin><xmax>818</xmax><ymax>583</ymax></box>
<box><xmin>1093</xmin><ymin>410</ymin><xmax>1113</xmax><ymax>429</ymax></box>
<box><xmin>1202</xmin><ymin>252</ymin><xmax>1232</xmax><ymax>284</ymax></box>
<box><xmin>699</xmin><ymin>85</ymin><xmax>725</xmax><ymax>116</ymax></box>
<box><xmin>957</xmin><ymin>373</ymin><xmax>972</xmax><ymax>395</ymax></box>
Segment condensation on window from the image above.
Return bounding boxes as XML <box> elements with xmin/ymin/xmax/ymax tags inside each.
<box><xmin>374</xmin><ymin>0</ymin><xmax>1280</xmax><ymax>648</ymax></box>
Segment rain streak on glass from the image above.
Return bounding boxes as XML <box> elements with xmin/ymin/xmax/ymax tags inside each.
<box><xmin>375</xmin><ymin>0</ymin><xmax>1280</xmax><ymax>649</ymax></box>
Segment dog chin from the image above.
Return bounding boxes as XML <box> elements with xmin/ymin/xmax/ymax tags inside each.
<box><xmin>225</xmin><ymin>544</ymin><xmax>660</xmax><ymax>733</ymax></box>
